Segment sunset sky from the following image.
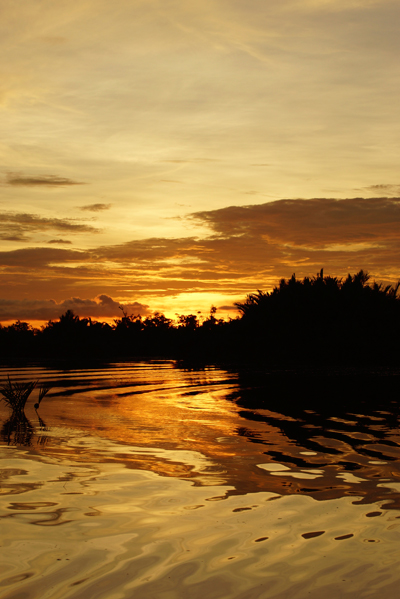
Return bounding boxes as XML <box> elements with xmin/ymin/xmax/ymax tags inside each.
<box><xmin>1</xmin><ymin>0</ymin><xmax>400</xmax><ymax>323</ymax></box>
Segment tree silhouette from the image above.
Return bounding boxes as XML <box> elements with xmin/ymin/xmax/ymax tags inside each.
<box><xmin>235</xmin><ymin>269</ymin><xmax>400</xmax><ymax>364</ymax></box>
<box><xmin>1</xmin><ymin>269</ymin><xmax>400</xmax><ymax>366</ymax></box>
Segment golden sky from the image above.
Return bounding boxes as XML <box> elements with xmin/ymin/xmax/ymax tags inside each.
<box><xmin>1</xmin><ymin>0</ymin><xmax>400</xmax><ymax>322</ymax></box>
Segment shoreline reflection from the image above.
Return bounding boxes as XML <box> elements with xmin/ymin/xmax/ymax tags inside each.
<box><xmin>1</xmin><ymin>364</ymin><xmax>400</xmax><ymax>509</ymax></box>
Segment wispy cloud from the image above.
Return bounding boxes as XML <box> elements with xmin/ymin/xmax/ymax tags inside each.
<box><xmin>0</xmin><ymin>211</ymin><xmax>100</xmax><ymax>243</ymax></box>
<box><xmin>361</xmin><ymin>184</ymin><xmax>400</xmax><ymax>196</ymax></box>
<box><xmin>47</xmin><ymin>239</ymin><xmax>72</xmax><ymax>245</ymax></box>
<box><xmin>79</xmin><ymin>203</ymin><xmax>112</xmax><ymax>212</ymax></box>
<box><xmin>5</xmin><ymin>173</ymin><xmax>85</xmax><ymax>187</ymax></box>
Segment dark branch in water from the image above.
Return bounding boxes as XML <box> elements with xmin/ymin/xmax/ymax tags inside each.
<box><xmin>34</xmin><ymin>384</ymin><xmax>52</xmax><ymax>410</ymax></box>
<box><xmin>0</xmin><ymin>377</ymin><xmax>37</xmax><ymax>413</ymax></box>
<box><xmin>0</xmin><ymin>378</ymin><xmax>52</xmax><ymax>421</ymax></box>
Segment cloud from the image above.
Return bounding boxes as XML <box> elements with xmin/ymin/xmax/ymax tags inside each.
<box><xmin>87</xmin><ymin>197</ymin><xmax>400</xmax><ymax>290</ymax></box>
<box><xmin>0</xmin><ymin>295</ymin><xmax>150</xmax><ymax>322</ymax></box>
<box><xmin>0</xmin><ymin>247</ymin><xmax>88</xmax><ymax>268</ymax></box>
<box><xmin>47</xmin><ymin>239</ymin><xmax>73</xmax><ymax>245</ymax></box>
<box><xmin>0</xmin><ymin>232</ymin><xmax>28</xmax><ymax>242</ymax></box>
<box><xmin>79</xmin><ymin>203</ymin><xmax>112</xmax><ymax>212</ymax></box>
<box><xmin>1</xmin><ymin>197</ymin><xmax>400</xmax><ymax>318</ymax></box>
<box><xmin>191</xmin><ymin>197</ymin><xmax>400</xmax><ymax>248</ymax></box>
<box><xmin>0</xmin><ymin>212</ymin><xmax>99</xmax><ymax>242</ymax></box>
<box><xmin>5</xmin><ymin>173</ymin><xmax>85</xmax><ymax>187</ymax></box>
<box><xmin>362</xmin><ymin>184</ymin><xmax>400</xmax><ymax>196</ymax></box>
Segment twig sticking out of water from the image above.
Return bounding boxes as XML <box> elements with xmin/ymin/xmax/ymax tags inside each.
<box><xmin>0</xmin><ymin>378</ymin><xmax>52</xmax><ymax>415</ymax></box>
<box><xmin>0</xmin><ymin>377</ymin><xmax>37</xmax><ymax>414</ymax></box>
<box><xmin>34</xmin><ymin>384</ymin><xmax>52</xmax><ymax>410</ymax></box>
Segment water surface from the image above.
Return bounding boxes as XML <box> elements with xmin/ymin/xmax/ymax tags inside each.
<box><xmin>1</xmin><ymin>362</ymin><xmax>400</xmax><ymax>598</ymax></box>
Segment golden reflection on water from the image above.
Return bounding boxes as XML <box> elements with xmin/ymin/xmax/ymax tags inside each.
<box><xmin>2</xmin><ymin>362</ymin><xmax>400</xmax><ymax>598</ymax></box>
<box><xmin>2</xmin><ymin>444</ymin><xmax>400</xmax><ymax>599</ymax></box>
<box><xmin>2</xmin><ymin>363</ymin><xmax>400</xmax><ymax>504</ymax></box>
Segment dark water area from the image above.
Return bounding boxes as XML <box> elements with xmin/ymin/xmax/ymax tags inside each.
<box><xmin>226</xmin><ymin>368</ymin><xmax>400</xmax><ymax>507</ymax></box>
<box><xmin>2</xmin><ymin>362</ymin><xmax>400</xmax><ymax>598</ymax></box>
<box><xmin>2</xmin><ymin>363</ymin><xmax>400</xmax><ymax>507</ymax></box>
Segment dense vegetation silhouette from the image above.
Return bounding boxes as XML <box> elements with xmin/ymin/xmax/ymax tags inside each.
<box><xmin>1</xmin><ymin>269</ymin><xmax>400</xmax><ymax>366</ymax></box>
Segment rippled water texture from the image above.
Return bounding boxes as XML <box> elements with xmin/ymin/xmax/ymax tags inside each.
<box><xmin>1</xmin><ymin>362</ymin><xmax>400</xmax><ymax>598</ymax></box>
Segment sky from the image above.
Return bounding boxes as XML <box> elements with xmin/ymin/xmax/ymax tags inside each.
<box><xmin>1</xmin><ymin>0</ymin><xmax>400</xmax><ymax>323</ymax></box>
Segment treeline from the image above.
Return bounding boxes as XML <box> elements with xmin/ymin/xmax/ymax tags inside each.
<box><xmin>0</xmin><ymin>305</ymin><xmax>236</xmax><ymax>363</ymax></box>
<box><xmin>2</xmin><ymin>270</ymin><xmax>400</xmax><ymax>366</ymax></box>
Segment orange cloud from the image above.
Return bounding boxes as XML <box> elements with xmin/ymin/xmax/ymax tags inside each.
<box><xmin>1</xmin><ymin>197</ymin><xmax>400</xmax><ymax>320</ymax></box>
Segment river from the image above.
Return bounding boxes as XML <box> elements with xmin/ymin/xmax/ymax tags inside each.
<box><xmin>1</xmin><ymin>361</ymin><xmax>400</xmax><ymax>598</ymax></box>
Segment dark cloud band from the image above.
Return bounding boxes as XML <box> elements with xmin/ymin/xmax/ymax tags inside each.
<box><xmin>191</xmin><ymin>197</ymin><xmax>400</xmax><ymax>248</ymax></box>
<box><xmin>5</xmin><ymin>173</ymin><xmax>85</xmax><ymax>187</ymax></box>
<box><xmin>0</xmin><ymin>212</ymin><xmax>99</xmax><ymax>242</ymax></box>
